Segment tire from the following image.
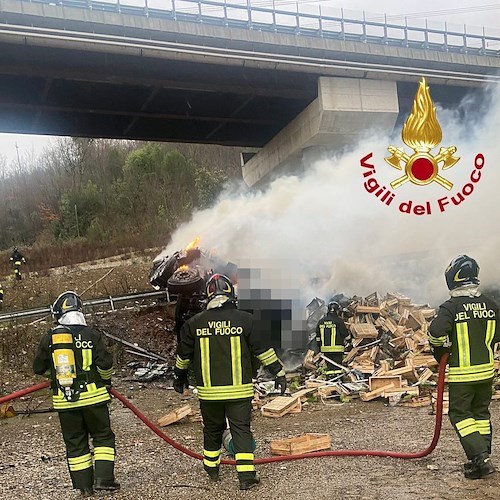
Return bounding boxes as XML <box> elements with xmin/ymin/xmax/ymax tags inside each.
<box><xmin>167</xmin><ymin>268</ymin><xmax>205</xmax><ymax>294</ymax></box>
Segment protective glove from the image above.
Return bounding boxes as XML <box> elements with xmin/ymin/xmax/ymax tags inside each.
<box><xmin>173</xmin><ymin>370</ymin><xmax>188</xmax><ymax>394</ymax></box>
<box><xmin>274</xmin><ymin>370</ymin><xmax>287</xmax><ymax>395</ymax></box>
<box><xmin>431</xmin><ymin>345</ymin><xmax>450</xmax><ymax>363</ymax></box>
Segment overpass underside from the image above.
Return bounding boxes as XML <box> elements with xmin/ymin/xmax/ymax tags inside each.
<box><xmin>242</xmin><ymin>77</ymin><xmax>399</xmax><ymax>187</ymax></box>
<box><xmin>0</xmin><ymin>0</ymin><xmax>497</xmax><ymax>184</ymax></box>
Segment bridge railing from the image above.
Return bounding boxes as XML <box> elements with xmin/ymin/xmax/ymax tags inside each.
<box><xmin>23</xmin><ymin>0</ymin><xmax>500</xmax><ymax>56</ymax></box>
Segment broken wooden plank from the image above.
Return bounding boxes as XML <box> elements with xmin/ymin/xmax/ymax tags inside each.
<box><xmin>291</xmin><ymin>388</ymin><xmax>318</xmax><ymax>401</ymax></box>
<box><xmin>412</xmin><ymin>354</ymin><xmax>438</xmax><ymax>368</ymax></box>
<box><xmin>157</xmin><ymin>405</ymin><xmax>193</xmax><ymax>427</ymax></box>
<box><xmin>270</xmin><ymin>433</ymin><xmax>331</xmax><ymax>456</ymax></box>
<box><xmin>399</xmin><ymin>396</ymin><xmax>431</xmax><ymax>407</ymax></box>
<box><xmin>360</xmin><ymin>383</ymin><xmax>396</xmax><ymax>401</ymax></box>
<box><xmin>416</xmin><ymin>367</ymin><xmax>434</xmax><ymax>384</ymax></box>
<box><xmin>356</xmin><ymin>305</ymin><xmax>381</xmax><ymax>314</ymax></box>
<box><xmin>383</xmin><ymin>386</ymin><xmax>420</xmax><ymax>397</ymax></box>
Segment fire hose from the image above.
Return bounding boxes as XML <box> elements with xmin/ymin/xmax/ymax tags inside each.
<box><xmin>0</xmin><ymin>354</ymin><xmax>448</xmax><ymax>464</ymax></box>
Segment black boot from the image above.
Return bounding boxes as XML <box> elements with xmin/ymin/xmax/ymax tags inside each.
<box><xmin>205</xmin><ymin>467</ymin><xmax>220</xmax><ymax>482</ymax></box>
<box><xmin>239</xmin><ymin>475</ymin><xmax>260</xmax><ymax>490</ymax></box>
<box><xmin>464</xmin><ymin>453</ymin><xmax>495</xmax><ymax>479</ymax></box>
<box><xmin>94</xmin><ymin>478</ymin><xmax>121</xmax><ymax>491</ymax></box>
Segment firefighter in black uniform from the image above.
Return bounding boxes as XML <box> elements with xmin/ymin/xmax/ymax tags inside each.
<box><xmin>10</xmin><ymin>247</ymin><xmax>26</xmax><ymax>280</ymax></box>
<box><xmin>0</xmin><ymin>283</ymin><xmax>3</xmax><ymax>310</ymax></box>
<box><xmin>315</xmin><ymin>301</ymin><xmax>350</xmax><ymax>378</ymax></box>
<box><xmin>429</xmin><ymin>255</ymin><xmax>500</xmax><ymax>479</ymax></box>
<box><xmin>33</xmin><ymin>291</ymin><xmax>120</xmax><ymax>496</ymax></box>
<box><xmin>174</xmin><ymin>274</ymin><xmax>287</xmax><ymax>491</ymax></box>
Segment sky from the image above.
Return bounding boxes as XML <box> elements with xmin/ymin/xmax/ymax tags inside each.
<box><xmin>0</xmin><ymin>0</ymin><xmax>498</xmax><ymax>166</ymax></box>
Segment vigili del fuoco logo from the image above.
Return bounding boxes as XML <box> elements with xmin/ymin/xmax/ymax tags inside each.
<box><xmin>360</xmin><ymin>77</ymin><xmax>485</xmax><ymax>215</ymax></box>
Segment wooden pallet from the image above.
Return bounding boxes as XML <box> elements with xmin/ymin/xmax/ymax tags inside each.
<box><xmin>261</xmin><ymin>396</ymin><xmax>301</xmax><ymax>418</ymax></box>
<box><xmin>350</xmin><ymin>323</ymin><xmax>378</xmax><ymax>339</ymax></box>
<box><xmin>270</xmin><ymin>433</ymin><xmax>331</xmax><ymax>455</ymax></box>
<box><xmin>369</xmin><ymin>375</ymin><xmax>402</xmax><ymax>392</ymax></box>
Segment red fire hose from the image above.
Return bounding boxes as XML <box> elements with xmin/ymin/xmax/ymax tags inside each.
<box><xmin>0</xmin><ymin>354</ymin><xmax>448</xmax><ymax>465</ymax></box>
<box><xmin>0</xmin><ymin>381</ymin><xmax>52</xmax><ymax>405</ymax></box>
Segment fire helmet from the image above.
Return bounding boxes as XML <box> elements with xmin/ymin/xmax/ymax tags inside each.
<box><xmin>206</xmin><ymin>274</ymin><xmax>236</xmax><ymax>301</ymax></box>
<box><xmin>445</xmin><ymin>255</ymin><xmax>480</xmax><ymax>291</ymax></box>
<box><xmin>328</xmin><ymin>301</ymin><xmax>341</xmax><ymax>315</ymax></box>
<box><xmin>51</xmin><ymin>291</ymin><xmax>83</xmax><ymax>322</ymax></box>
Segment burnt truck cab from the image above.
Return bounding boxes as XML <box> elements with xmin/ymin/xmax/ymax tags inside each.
<box><xmin>149</xmin><ymin>246</ymin><xmax>237</xmax><ymax>341</ymax></box>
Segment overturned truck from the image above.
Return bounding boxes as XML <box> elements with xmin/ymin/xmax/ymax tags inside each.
<box><xmin>149</xmin><ymin>243</ymin><xmax>237</xmax><ymax>340</ymax></box>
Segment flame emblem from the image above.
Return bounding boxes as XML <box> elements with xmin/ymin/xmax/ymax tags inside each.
<box><xmin>385</xmin><ymin>77</ymin><xmax>459</xmax><ymax>190</ymax></box>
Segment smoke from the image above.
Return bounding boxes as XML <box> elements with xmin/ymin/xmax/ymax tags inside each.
<box><xmin>163</xmin><ymin>83</ymin><xmax>500</xmax><ymax>316</ymax></box>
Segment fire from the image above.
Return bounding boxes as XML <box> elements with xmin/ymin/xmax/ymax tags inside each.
<box><xmin>177</xmin><ymin>265</ymin><xmax>189</xmax><ymax>271</ymax></box>
<box><xmin>402</xmin><ymin>78</ymin><xmax>442</xmax><ymax>152</ymax></box>
<box><xmin>184</xmin><ymin>236</ymin><xmax>200</xmax><ymax>252</ymax></box>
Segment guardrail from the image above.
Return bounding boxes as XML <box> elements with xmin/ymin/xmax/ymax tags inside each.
<box><xmin>20</xmin><ymin>0</ymin><xmax>500</xmax><ymax>57</ymax></box>
<box><xmin>0</xmin><ymin>289</ymin><xmax>171</xmax><ymax>322</ymax></box>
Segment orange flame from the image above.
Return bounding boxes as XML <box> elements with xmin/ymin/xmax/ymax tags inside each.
<box><xmin>177</xmin><ymin>264</ymin><xmax>189</xmax><ymax>271</ymax></box>
<box><xmin>402</xmin><ymin>78</ymin><xmax>442</xmax><ymax>152</ymax></box>
<box><xmin>185</xmin><ymin>236</ymin><xmax>200</xmax><ymax>252</ymax></box>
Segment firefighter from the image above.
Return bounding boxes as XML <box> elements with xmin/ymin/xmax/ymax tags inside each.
<box><xmin>174</xmin><ymin>274</ymin><xmax>287</xmax><ymax>491</ymax></box>
<box><xmin>315</xmin><ymin>301</ymin><xmax>350</xmax><ymax>378</ymax></box>
<box><xmin>33</xmin><ymin>291</ymin><xmax>119</xmax><ymax>496</ymax></box>
<box><xmin>429</xmin><ymin>255</ymin><xmax>500</xmax><ymax>479</ymax></box>
<box><xmin>0</xmin><ymin>283</ymin><xmax>3</xmax><ymax>310</ymax></box>
<box><xmin>10</xmin><ymin>246</ymin><xmax>26</xmax><ymax>281</ymax></box>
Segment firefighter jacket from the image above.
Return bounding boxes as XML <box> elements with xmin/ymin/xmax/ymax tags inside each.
<box><xmin>315</xmin><ymin>313</ymin><xmax>350</xmax><ymax>354</ymax></box>
<box><xmin>10</xmin><ymin>250</ymin><xmax>26</xmax><ymax>265</ymax></box>
<box><xmin>429</xmin><ymin>294</ymin><xmax>500</xmax><ymax>383</ymax></box>
<box><xmin>175</xmin><ymin>303</ymin><xmax>283</xmax><ymax>401</ymax></box>
<box><xmin>33</xmin><ymin>324</ymin><xmax>113</xmax><ymax>410</ymax></box>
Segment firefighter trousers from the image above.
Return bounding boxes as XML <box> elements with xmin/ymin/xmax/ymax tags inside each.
<box><xmin>321</xmin><ymin>351</ymin><xmax>344</xmax><ymax>376</ymax></box>
<box><xmin>58</xmin><ymin>403</ymin><xmax>116</xmax><ymax>490</ymax></box>
<box><xmin>448</xmin><ymin>380</ymin><xmax>493</xmax><ymax>460</ymax></box>
<box><xmin>199</xmin><ymin>399</ymin><xmax>256</xmax><ymax>481</ymax></box>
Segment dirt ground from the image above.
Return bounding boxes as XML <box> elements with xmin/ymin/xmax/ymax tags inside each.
<box><xmin>1</xmin><ymin>258</ymin><xmax>499</xmax><ymax>500</ymax></box>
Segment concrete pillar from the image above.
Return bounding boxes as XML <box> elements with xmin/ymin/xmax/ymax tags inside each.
<box><xmin>242</xmin><ymin>77</ymin><xmax>399</xmax><ymax>187</ymax></box>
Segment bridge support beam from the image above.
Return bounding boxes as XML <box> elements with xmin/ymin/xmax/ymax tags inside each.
<box><xmin>242</xmin><ymin>77</ymin><xmax>399</xmax><ymax>187</ymax></box>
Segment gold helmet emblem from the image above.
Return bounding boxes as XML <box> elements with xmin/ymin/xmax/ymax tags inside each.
<box><xmin>385</xmin><ymin>77</ymin><xmax>459</xmax><ymax>190</ymax></box>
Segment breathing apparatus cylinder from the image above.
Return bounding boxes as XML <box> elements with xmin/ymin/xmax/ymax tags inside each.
<box><xmin>51</xmin><ymin>331</ymin><xmax>77</xmax><ymax>401</ymax></box>
<box><xmin>222</xmin><ymin>429</ymin><xmax>257</xmax><ymax>456</ymax></box>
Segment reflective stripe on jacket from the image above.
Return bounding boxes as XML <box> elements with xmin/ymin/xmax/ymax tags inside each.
<box><xmin>315</xmin><ymin>313</ymin><xmax>349</xmax><ymax>354</ymax></box>
<box><xmin>176</xmin><ymin>304</ymin><xmax>282</xmax><ymax>401</ymax></box>
<box><xmin>429</xmin><ymin>294</ymin><xmax>500</xmax><ymax>383</ymax></box>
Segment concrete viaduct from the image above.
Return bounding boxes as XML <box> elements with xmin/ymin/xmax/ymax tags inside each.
<box><xmin>0</xmin><ymin>0</ymin><xmax>498</xmax><ymax>186</ymax></box>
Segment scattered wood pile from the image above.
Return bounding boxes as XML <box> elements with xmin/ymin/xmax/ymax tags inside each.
<box><xmin>157</xmin><ymin>291</ymin><xmax>500</xmax><ymax>425</ymax></box>
<box><xmin>299</xmin><ymin>291</ymin><xmax>440</xmax><ymax>408</ymax></box>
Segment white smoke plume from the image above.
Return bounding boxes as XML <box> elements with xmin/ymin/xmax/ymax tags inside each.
<box><xmin>162</xmin><ymin>83</ymin><xmax>500</xmax><ymax>312</ymax></box>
